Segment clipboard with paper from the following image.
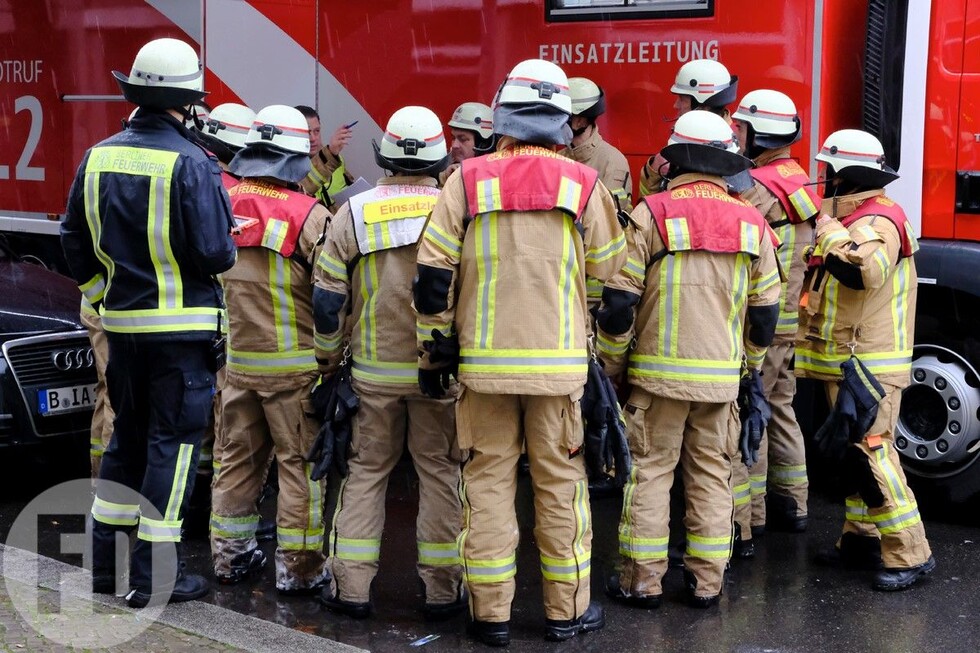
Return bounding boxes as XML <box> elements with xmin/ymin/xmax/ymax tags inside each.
<box><xmin>330</xmin><ymin>177</ymin><xmax>373</xmax><ymax>208</ymax></box>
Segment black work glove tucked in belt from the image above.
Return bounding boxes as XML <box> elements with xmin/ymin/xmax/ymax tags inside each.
<box><xmin>418</xmin><ymin>330</ymin><xmax>459</xmax><ymax>398</ymax></box>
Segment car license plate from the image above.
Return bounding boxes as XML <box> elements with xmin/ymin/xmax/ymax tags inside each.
<box><xmin>37</xmin><ymin>383</ymin><xmax>98</xmax><ymax>416</ymax></box>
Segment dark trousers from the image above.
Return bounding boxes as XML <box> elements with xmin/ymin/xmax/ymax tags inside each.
<box><xmin>93</xmin><ymin>337</ymin><xmax>214</xmax><ymax>590</ymax></box>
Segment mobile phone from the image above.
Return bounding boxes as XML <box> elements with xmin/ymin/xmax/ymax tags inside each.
<box><xmin>344</xmin><ymin>120</ymin><xmax>358</xmax><ymax>129</ymax></box>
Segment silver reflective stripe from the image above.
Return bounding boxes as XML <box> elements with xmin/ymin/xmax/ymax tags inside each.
<box><xmin>669</xmin><ymin>218</ymin><xmax>687</xmax><ymax>250</ymax></box>
<box><xmin>150</xmin><ymin>176</ymin><xmax>178</xmax><ymax>310</ymax></box>
<box><xmin>210</xmin><ymin>517</ymin><xmax>259</xmax><ymax>535</ymax></box>
<box><xmin>352</xmin><ymin>359</ymin><xmax>417</xmax><ymax>378</ymax></box>
<box><xmin>335</xmin><ymin>541</ymin><xmax>380</xmax><ymax>555</ymax></box>
<box><xmin>425</xmin><ymin>226</ymin><xmax>462</xmax><ymax>256</ymax></box>
<box><xmin>466</xmin><ymin>562</ymin><xmax>516</xmax><ymax>577</ymax></box>
<box><xmin>619</xmin><ymin>539</ymin><xmax>668</xmax><ymax>554</ymax></box>
<box><xmin>561</xmin><ymin>225</ymin><xmax>576</xmax><ymax>350</ymax></box>
<box><xmin>360</xmin><ymin>260</ymin><xmax>376</xmax><ymax>359</ymax></box>
<box><xmin>101</xmin><ymin>312</ymin><xmax>219</xmax><ymax>330</ymax></box>
<box><xmin>541</xmin><ymin>559</ymin><xmax>590</xmax><ymax>575</ymax></box>
<box><xmin>227</xmin><ymin>350</ymin><xmax>316</xmax><ymax>368</ymax></box>
<box><xmin>687</xmin><ymin>541</ymin><xmax>731</xmax><ymax>553</ymax></box>
<box><xmin>262</xmin><ymin>219</ymin><xmax>288</xmax><ymax>251</ymax></box>
<box><xmin>631</xmin><ymin>360</ymin><xmax>740</xmax><ymax>377</ymax></box>
<box><xmin>479</xmin><ymin>216</ymin><xmax>493</xmax><ymax>348</ymax></box>
<box><xmin>279</xmin><ymin>532</ymin><xmax>324</xmax><ymax>545</ymax></box>
<box><xmin>272</xmin><ymin>253</ymin><xmax>294</xmax><ymax>350</ymax></box>
<box><xmin>419</xmin><ymin>547</ymin><xmax>460</xmax><ymax>560</ymax></box>
<box><xmin>894</xmin><ymin>261</ymin><xmax>909</xmax><ymax>351</ymax></box>
<box><xmin>874</xmin><ymin>506</ymin><xmax>920</xmax><ymax>531</ymax></box>
<box><xmin>662</xmin><ymin>255</ymin><xmax>677</xmax><ymax>355</ymax></box>
<box><xmin>461</xmin><ymin>355</ymin><xmax>587</xmax><ymax>366</ymax></box>
<box><xmin>138</xmin><ymin>521</ymin><xmax>181</xmax><ymax>541</ymax></box>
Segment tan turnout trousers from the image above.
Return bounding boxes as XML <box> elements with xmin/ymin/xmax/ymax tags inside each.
<box><xmin>328</xmin><ymin>381</ymin><xmax>461</xmax><ymax>604</ymax></box>
<box><xmin>456</xmin><ymin>388</ymin><xmax>591</xmax><ymax>623</ymax></box>
<box><xmin>619</xmin><ymin>389</ymin><xmax>736</xmax><ymax>599</ymax></box>
<box><xmin>81</xmin><ymin>306</ymin><xmax>113</xmax><ymax>478</ymax></box>
<box><xmin>829</xmin><ymin>382</ymin><xmax>932</xmax><ymax>569</ymax></box>
<box><xmin>210</xmin><ymin>380</ymin><xmax>328</xmax><ymax>591</ymax></box>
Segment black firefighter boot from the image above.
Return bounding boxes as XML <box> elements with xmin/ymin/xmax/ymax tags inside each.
<box><xmin>767</xmin><ymin>492</ymin><xmax>808</xmax><ymax>533</ymax></box>
<box><xmin>90</xmin><ymin>517</ymin><xmax>129</xmax><ymax>595</ymax></box>
<box><xmin>126</xmin><ymin>541</ymin><xmax>209</xmax><ymax>608</ymax></box>
<box><xmin>732</xmin><ymin>522</ymin><xmax>755</xmax><ymax>559</ymax></box>
<box><xmin>813</xmin><ymin>533</ymin><xmax>883</xmax><ymax>570</ymax></box>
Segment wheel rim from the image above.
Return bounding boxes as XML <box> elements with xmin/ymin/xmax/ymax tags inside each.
<box><xmin>896</xmin><ymin>345</ymin><xmax>980</xmax><ymax>479</ymax></box>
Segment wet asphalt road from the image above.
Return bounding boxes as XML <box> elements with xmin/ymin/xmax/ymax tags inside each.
<box><xmin>2</xmin><ymin>444</ymin><xmax>979</xmax><ymax>653</ymax></box>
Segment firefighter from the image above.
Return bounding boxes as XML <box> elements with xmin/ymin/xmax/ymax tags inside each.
<box><xmin>209</xmin><ymin>105</ymin><xmax>331</xmax><ymax>594</ymax></box>
<box><xmin>441</xmin><ymin>101</ymin><xmax>497</xmax><ymax>184</ymax></box>
<box><xmin>314</xmin><ymin>106</ymin><xmax>465</xmax><ymax>621</ymax></box>
<box><xmin>560</xmin><ymin>77</ymin><xmax>632</xmax><ymax>211</ymax></box>
<box><xmin>800</xmin><ymin>129</ymin><xmax>935</xmax><ymax>591</ymax></box>
<box><xmin>728</xmin><ymin>90</ymin><xmax>820</xmax><ymax>550</ymax></box>
<box><xmin>62</xmin><ymin>37</ymin><xmax>236</xmax><ymax>607</ymax></box>
<box><xmin>297</xmin><ymin>104</ymin><xmax>355</xmax><ymax>208</ymax></box>
<box><xmin>638</xmin><ymin>59</ymin><xmax>738</xmax><ymax>197</ymax></box>
<box><xmin>415</xmin><ymin>58</ymin><xmax>626</xmax><ymax>645</ymax></box>
<box><xmin>599</xmin><ymin>110</ymin><xmax>780</xmax><ymax>609</ymax></box>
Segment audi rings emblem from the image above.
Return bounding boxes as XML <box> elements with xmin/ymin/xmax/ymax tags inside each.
<box><xmin>51</xmin><ymin>347</ymin><xmax>95</xmax><ymax>371</ymax></box>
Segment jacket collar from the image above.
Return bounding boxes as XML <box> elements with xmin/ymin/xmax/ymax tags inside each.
<box><xmin>752</xmin><ymin>146</ymin><xmax>792</xmax><ymax>168</ymax></box>
<box><xmin>820</xmin><ymin>188</ymin><xmax>884</xmax><ymax>219</ymax></box>
<box><xmin>376</xmin><ymin>174</ymin><xmax>439</xmax><ymax>188</ymax></box>
<box><xmin>665</xmin><ymin>172</ymin><xmax>728</xmax><ymax>191</ymax></box>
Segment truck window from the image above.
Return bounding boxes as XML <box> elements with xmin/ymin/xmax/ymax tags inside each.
<box><xmin>547</xmin><ymin>0</ymin><xmax>713</xmax><ymax>22</ymax></box>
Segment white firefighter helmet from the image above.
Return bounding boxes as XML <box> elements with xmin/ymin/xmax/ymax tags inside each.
<box><xmin>568</xmin><ymin>77</ymin><xmax>606</xmax><ymax>120</ymax></box>
<box><xmin>495</xmin><ymin>59</ymin><xmax>572</xmax><ymax>114</ymax></box>
<box><xmin>374</xmin><ymin>105</ymin><xmax>450</xmax><ymax>175</ymax></box>
<box><xmin>670</xmin><ymin>59</ymin><xmax>738</xmax><ymax>109</ymax></box>
<box><xmin>206</xmin><ymin>103</ymin><xmax>257</xmax><ymax>150</ymax></box>
<box><xmin>732</xmin><ymin>89</ymin><xmax>802</xmax><ymax>150</ymax></box>
<box><xmin>112</xmin><ymin>38</ymin><xmax>206</xmax><ymax>109</ymax></box>
<box><xmin>245</xmin><ymin>104</ymin><xmax>310</xmax><ymax>155</ymax></box>
<box><xmin>448</xmin><ymin>102</ymin><xmax>494</xmax><ymax>140</ymax></box>
<box><xmin>815</xmin><ymin>128</ymin><xmax>898</xmax><ymax>187</ymax></box>
<box><xmin>661</xmin><ymin>110</ymin><xmax>751</xmax><ymax>177</ymax></box>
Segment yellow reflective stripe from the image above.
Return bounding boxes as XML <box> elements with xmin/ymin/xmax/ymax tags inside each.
<box><xmin>769</xmin><ymin>465</ymin><xmax>807</xmax><ymax>484</ymax></box>
<box><xmin>870</xmin><ymin>503</ymin><xmax>922</xmax><ymax>534</ymax></box>
<box><xmin>474</xmin><ymin>213</ymin><xmax>498</xmax><ymax>349</ymax></box>
<box><xmin>101</xmin><ymin>307</ymin><xmax>223</xmax><ymax>333</ymax></box>
<box><xmin>586</xmin><ymin>231</ymin><xmax>626</xmax><ymax>264</ymax></box>
<box><xmin>463</xmin><ymin>555</ymin><xmax>517</xmax><ymax>583</ymax></box>
<box><xmin>557</xmin><ymin>221</ymin><xmax>578</xmax><ymax>349</ymax></box>
<box><xmin>820</xmin><ymin>276</ymin><xmax>839</xmax><ymax>348</ymax></box>
<box><xmin>279</xmin><ymin>527</ymin><xmax>326</xmax><ymax>551</ymax></box>
<box><xmin>417</xmin><ymin>321</ymin><xmax>452</xmax><ymax>344</ymax></box>
<box><xmin>137</xmin><ymin>516</ymin><xmax>182</xmax><ymax>542</ymax></box>
<box><xmin>90</xmin><ymin>437</ymin><xmax>105</xmax><ymax>456</ymax></box>
<box><xmin>892</xmin><ymin>259</ymin><xmax>911</xmax><ymax>351</ymax></box>
<box><xmin>358</xmin><ymin>255</ymin><xmax>380</xmax><ymax>361</ymax></box>
<box><xmin>163</xmin><ymin>443</ymin><xmax>194</xmax><ymax>522</ymax></box>
<box><xmin>774</xmin><ymin>223</ymin><xmax>796</xmax><ymax>333</ymax></box>
<box><xmin>351</xmin><ymin>357</ymin><xmax>418</xmax><ymax>384</ymax></box>
<box><xmin>91</xmin><ymin>497</ymin><xmax>140</xmax><ymax>527</ymax></box>
<box><xmin>80</xmin><ymin>274</ymin><xmax>107</xmax><ymax>305</ymax></box>
<box><xmin>749</xmin><ymin>473</ymin><xmax>767</xmax><ymax>494</ymax></box>
<box><xmin>658</xmin><ymin>252</ymin><xmax>681</xmax><ymax>357</ymax></box>
<box><xmin>871</xmin><ymin>248</ymin><xmax>890</xmax><ymax>281</ymax></box>
<box><xmin>750</xmin><ymin>266</ymin><xmax>780</xmax><ymax>296</ymax></box>
<box><xmin>261</xmin><ymin>218</ymin><xmax>289</xmax><ymax>252</ymax></box>
<box><xmin>624</xmin><ymin>256</ymin><xmax>645</xmax><ymax>281</ymax></box>
<box><xmin>477</xmin><ymin>177</ymin><xmax>502</xmax><ymax>213</ymax></box>
<box><xmin>630</xmin><ymin>355</ymin><xmax>740</xmax><ymax>383</ymax></box>
<box><xmin>876</xmin><ymin>444</ymin><xmax>910</xmax><ymax>506</ymax></box>
<box><xmin>821</xmin><ymin>230</ymin><xmax>850</xmax><ymax>252</ymax></box>
<box><xmin>618</xmin><ymin>533</ymin><xmax>669</xmax><ymax>560</ymax></box>
<box><xmin>586</xmin><ymin>275</ymin><xmax>604</xmax><ymax>300</ymax></box>
<box><xmin>745</xmin><ymin>347</ymin><xmax>766</xmax><ymax>370</ymax></box>
<box><xmin>423</xmin><ymin>222</ymin><xmax>463</xmax><ymax>260</ymax></box>
<box><xmin>856</xmin><ymin>225</ymin><xmax>880</xmax><ymax>243</ymax></box>
<box><xmin>795</xmin><ymin>349</ymin><xmax>913</xmax><ymax>376</ymax></box>
<box><xmin>597</xmin><ymin>331</ymin><xmax>629</xmax><ymax>356</ymax></box>
<box><xmin>459</xmin><ymin>348</ymin><xmax>588</xmax><ymax>374</ymax></box>
<box><xmin>306</xmin><ymin>166</ymin><xmax>327</xmax><ymax>186</ymax></box>
<box><xmin>315</xmin><ymin>331</ymin><xmax>342</xmax><ymax>354</ymax></box>
<box><xmin>729</xmin><ymin>253</ymin><xmax>749</xmax><ymax>358</ymax></box>
<box><xmin>148</xmin><ymin>173</ymin><xmax>183</xmax><ymax>311</ymax></box>
<box><xmin>556</xmin><ymin>175</ymin><xmax>583</xmax><ymax>214</ymax></box>
<box><xmin>733</xmin><ymin>481</ymin><xmax>751</xmax><ymax>506</ymax></box>
<box><xmin>227</xmin><ymin>348</ymin><xmax>317</xmax><ymax>374</ymax></box>
<box><xmin>686</xmin><ymin>533</ymin><xmax>732</xmax><ymax>559</ymax></box>
<box><xmin>316</xmin><ymin>250</ymin><xmax>349</xmax><ymax>282</ymax></box>
<box><xmin>904</xmin><ymin>222</ymin><xmax>920</xmax><ymax>253</ymax></box>
<box><xmin>209</xmin><ymin>513</ymin><xmax>259</xmax><ymax>538</ymax></box>
<box><xmin>568</xmin><ymin>479</ymin><xmax>590</xmax><ymax>578</ymax></box>
<box><xmin>740</xmin><ymin>221</ymin><xmax>760</xmax><ymax>256</ymax></box>
<box><xmin>269</xmin><ymin>251</ymin><xmax>299</xmax><ymax>352</ymax></box>
<box><xmin>845</xmin><ymin>497</ymin><xmax>874</xmax><ymax>523</ymax></box>
<box><xmin>665</xmin><ymin>217</ymin><xmax>691</xmax><ymax>251</ymax></box>
<box><xmin>788</xmin><ymin>187</ymin><xmax>818</xmax><ymax>220</ymax></box>
<box><xmin>83</xmin><ymin>171</ymin><xmax>116</xmax><ymax>298</ymax></box>
<box><xmin>418</xmin><ymin>542</ymin><xmax>461</xmax><ymax>566</ymax></box>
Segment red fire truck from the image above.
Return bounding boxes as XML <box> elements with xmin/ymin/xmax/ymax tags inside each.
<box><xmin>2</xmin><ymin>0</ymin><xmax>977</xmax><ymax>505</ymax></box>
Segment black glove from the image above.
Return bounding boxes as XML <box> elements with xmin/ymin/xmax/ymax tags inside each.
<box><xmin>582</xmin><ymin>358</ymin><xmax>632</xmax><ymax>488</ymax></box>
<box><xmin>309</xmin><ymin>420</ymin><xmax>336</xmax><ymax>481</ymax></box>
<box><xmin>418</xmin><ymin>368</ymin><xmax>453</xmax><ymax>399</ymax></box>
<box><xmin>307</xmin><ymin>364</ymin><xmax>358</xmax><ymax>480</ymax></box>
<box><xmin>331</xmin><ymin>376</ymin><xmax>359</xmax><ymax>477</ymax></box>
<box><xmin>738</xmin><ymin>369</ymin><xmax>770</xmax><ymax>467</ymax></box>
<box><xmin>423</xmin><ymin>330</ymin><xmax>460</xmax><ymax>369</ymax></box>
<box><xmin>840</xmin><ymin>356</ymin><xmax>886</xmax><ymax>443</ymax></box>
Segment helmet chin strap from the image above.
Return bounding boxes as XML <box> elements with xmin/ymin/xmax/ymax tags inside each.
<box><xmin>177</xmin><ymin>104</ymin><xmax>205</xmax><ymax>131</ymax></box>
